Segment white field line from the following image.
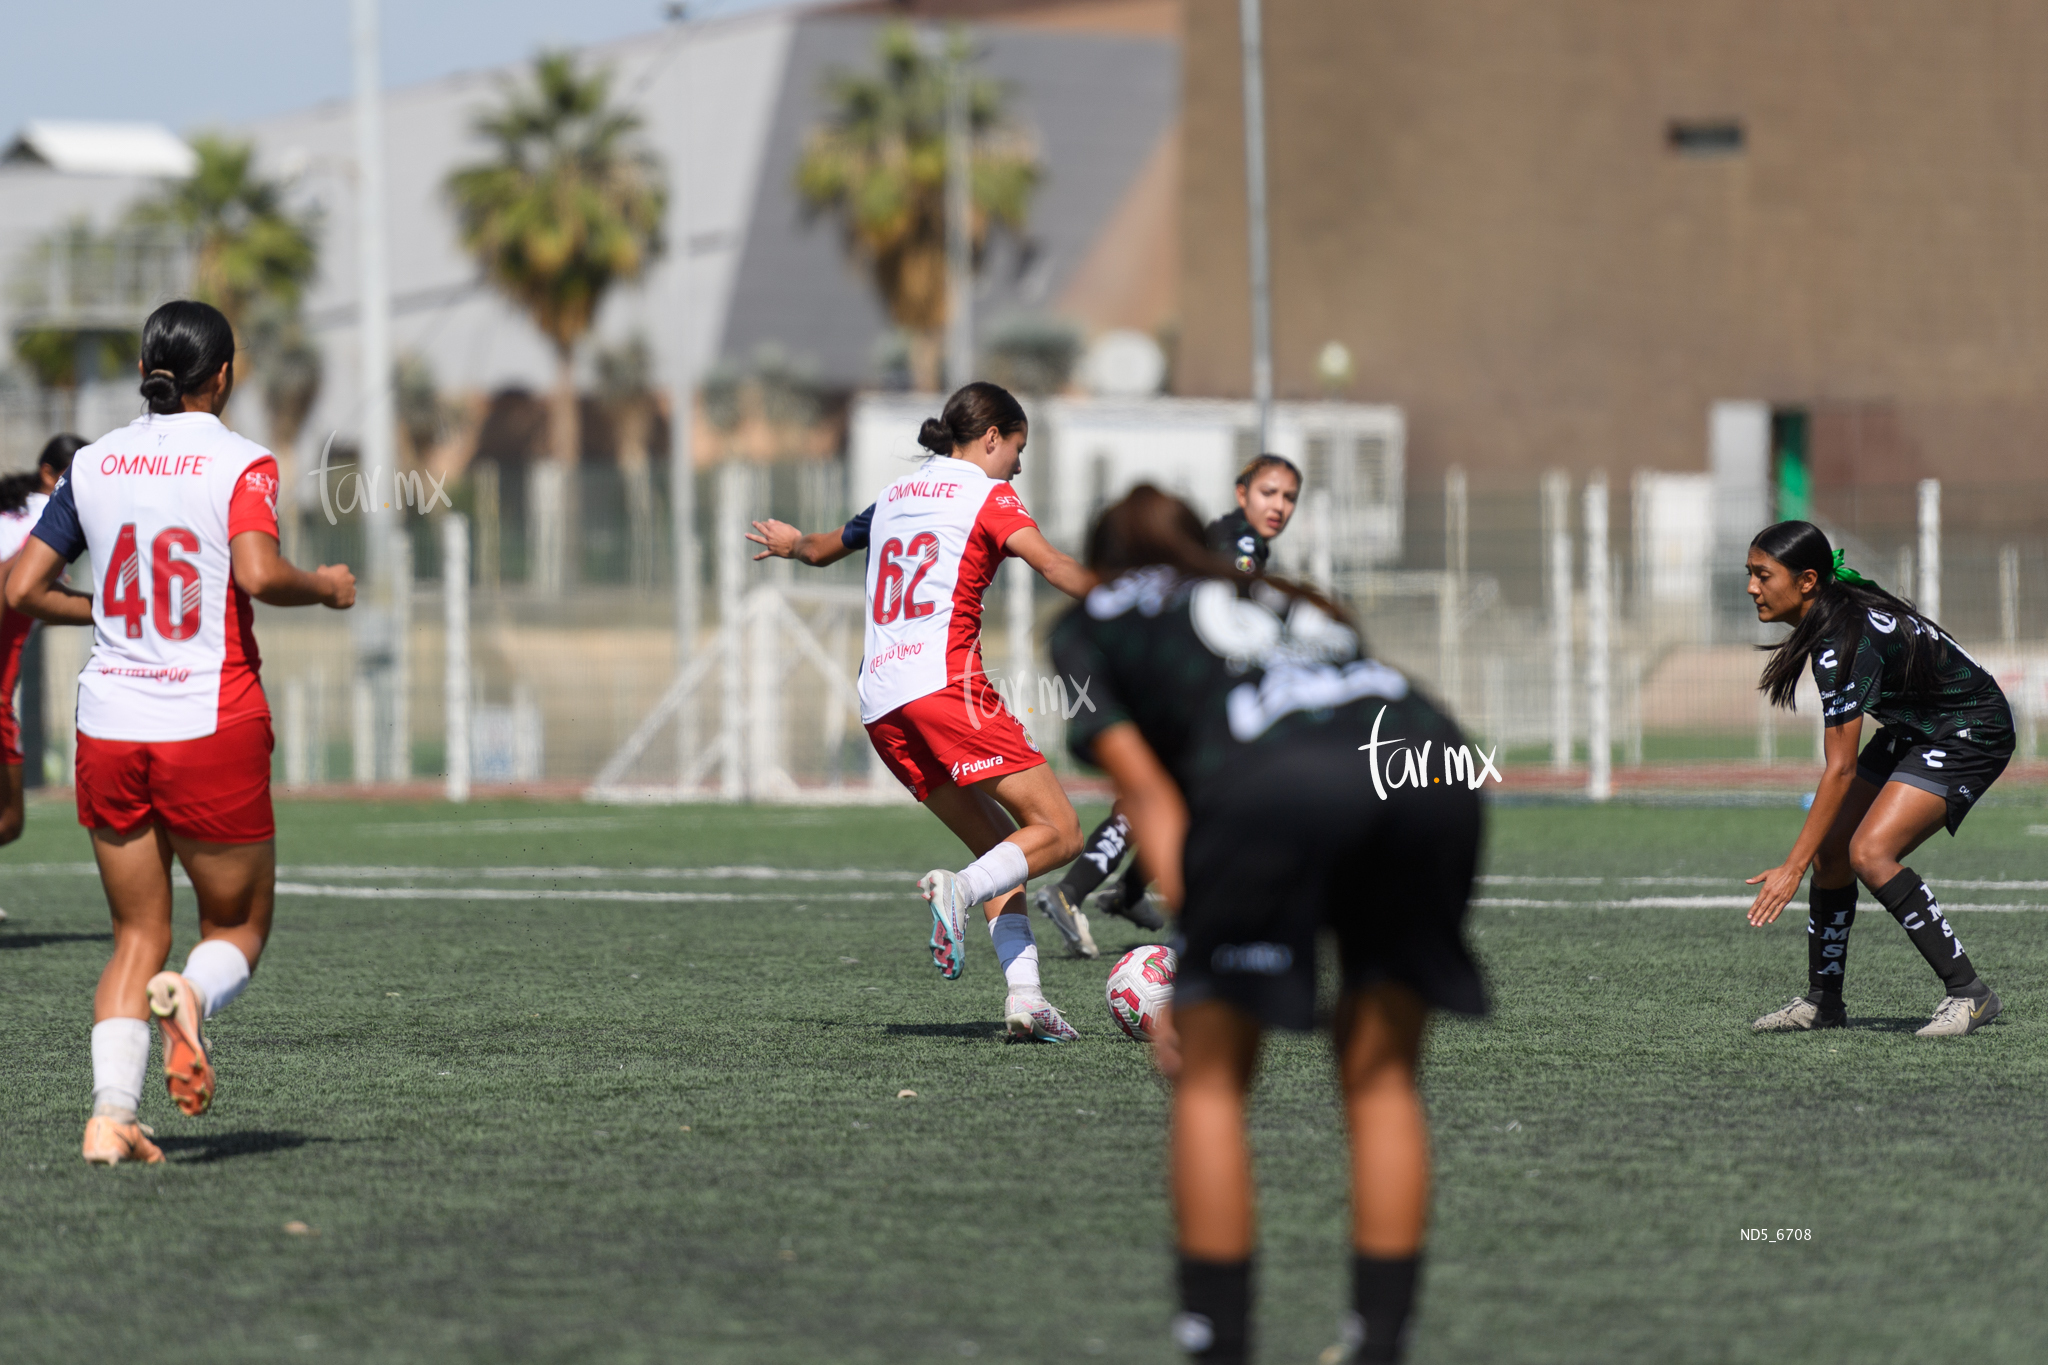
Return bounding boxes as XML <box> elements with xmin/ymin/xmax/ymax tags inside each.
<box><xmin>272</xmin><ymin>882</ymin><xmax>909</xmax><ymax>904</ymax></box>
<box><xmin>8</xmin><ymin>861</ymin><xmax>2044</xmax><ymax>910</ymax></box>
<box><xmin>1477</xmin><ymin>897</ymin><xmax>2048</xmax><ymax>912</ymax></box>
<box><xmin>3</xmin><ymin>863</ymin><xmax>919</xmax><ymax>882</ymax></box>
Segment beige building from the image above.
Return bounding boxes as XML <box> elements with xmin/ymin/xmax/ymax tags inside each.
<box><xmin>1176</xmin><ymin>0</ymin><xmax>2048</xmax><ymax>537</ymax></box>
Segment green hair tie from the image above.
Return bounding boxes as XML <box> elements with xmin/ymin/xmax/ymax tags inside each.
<box><xmin>1831</xmin><ymin>549</ymin><xmax>1872</xmax><ymax>588</ymax></box>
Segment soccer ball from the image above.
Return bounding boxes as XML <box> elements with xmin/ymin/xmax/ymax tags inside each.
<box><xmin>1105</xmin><ymin>943</ymin><xmax>1177</xmax><ymax>1041</ymax></box>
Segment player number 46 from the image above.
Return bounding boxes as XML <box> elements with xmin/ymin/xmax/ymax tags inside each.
<box><xmin>102</xmin><ymin>522</ymin><xmax>202</xmax><ymax>642</ymax></box>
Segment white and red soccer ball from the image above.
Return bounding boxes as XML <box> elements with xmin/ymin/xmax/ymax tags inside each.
<box><xmin>1105</xmin><ymin>943</ymin><xmax>1177</xmax><ymax>1041</ymax></box>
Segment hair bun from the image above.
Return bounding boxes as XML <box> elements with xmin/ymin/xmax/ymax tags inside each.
<box><xmin>916</xmin><ymin>417</ymin><xmax>952</xmax><ymax>454</ymax></box>
<box><xmin>139</xmin><ymin>370</ymin><xmax>179</xmax><ymax>407</ymax></box>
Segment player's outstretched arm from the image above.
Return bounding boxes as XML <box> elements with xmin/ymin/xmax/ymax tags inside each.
<box><xmin>748</xmin><ymin>519</ymin><xmax>854</xmax><ymax>568</ymax></box>
<box><xmin>1746</xmin><ymin>714</ymin><xmax>1862</xmax><ymax>926</ymax></box>
<box><xmin>1004</xmin><ymin>527</ymin><xmax>1097</xmax><ymax>600</ymax></box>
<box><xmin>1089</xmin><ymin>721</ymin><xmax>1187</xmax><ymax>912</ymax></box>
<box><xmin>2</xmin><ymin>539</ymin><xmax>93</xmax><ymax>625</ymax></box>
<box><xmin>230</xmin><ymin>532</ymin><xmax>355</xmax><ymax>610</ymax></box>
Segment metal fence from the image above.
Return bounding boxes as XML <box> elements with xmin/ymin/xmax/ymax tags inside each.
<box><xmin>11</xmin><ymin>439</ymin><xmax>2048</xmax><ymax>799</ymax></box>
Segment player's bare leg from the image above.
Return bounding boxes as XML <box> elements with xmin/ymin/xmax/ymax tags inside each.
<box><xmin>0</xmin><ymin>761</ymin><xmax>24</xmax><ymax>849</ymax></box>
<box><xmin>1754</xmin><ymin>778</ymin><xmax>1878</xmax><ymax>1032</ymax></box>
<box><xmin>1169</xmin><ymin>999</ymin><xmax>1262</xmax><ymax>1361</ymax></box>
<box><xmin>919</xmin><ymin>771</ymin><xmax>1082</xmax><ymax>1038</ymax></box>
<box><xmin>83</xmin><ymin>824</ymin><xmax>176</xmax><ymax>1164</ymax></box>
<box><xmin>146</xmin><ymin>835</ymin><xmax>273</xmax><ymax>1115</ymax></box>
<box><xmin>1331</xmin><ymin>983</ymin><xmax>1430</xmax><ymax>1362</ymax></box>
<box><xmin>1848</xmin><ymin>783</ymin><xmax>1998</xmax><ymax>1036</ymax></box>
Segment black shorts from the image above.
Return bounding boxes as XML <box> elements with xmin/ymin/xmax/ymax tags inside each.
<box><xmin>1856</xmin><ymin>726</ymin><xmax>2011</xmax><ymax>834</ymax></box>
<box><xmin>1177</xmin><ymin>727</ymin><xmax>1488</xmax><ymax>1032</ymax></box>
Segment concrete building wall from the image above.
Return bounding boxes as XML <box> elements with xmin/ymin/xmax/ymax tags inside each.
<box><xmin>1176</xmin><ymin>0</ymin><xmax>2048</xmax><ymax>517</ymax></box>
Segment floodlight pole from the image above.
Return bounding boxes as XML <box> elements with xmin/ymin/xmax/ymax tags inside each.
<box><xmin>672</xmin><ymin>18</ymin><xmax>700</xmax><ymax>785</ymax></box>
<box><xmin>1239</xmin><ymin>0</ymin><xmax>1275</xmax><ymax>452</ymax></box>
<box><xmin>352</xmin><ymin>0</ymin><xmax>404</xmax><ymax>780</ymax></box>
<box><xmin>943</xmin><ymin>29</ymin><xmax>974</xmax><ymax>392</ymax></box>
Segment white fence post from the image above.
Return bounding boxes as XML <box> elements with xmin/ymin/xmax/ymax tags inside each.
<box><xmin>1999</xmin><ymin>544</ymin><xmax>2020</xmax><ymax>648</ymax></box>
<box><xmin>1441</xmin><ymin>467</ymin><xmax>1467</xmax><ymax>713</ymax></box>
<box><xmin>1918</xmin><ymin>478</ymin><xmax>1941</xmax><ymax>623</ymax></box>
<box><xmin>387</xmin><ymin>527</ymin><xmax>412</xmax><ymax>783</ymax></box>
<box><xmin>443</xmin><ymin>513</ymin><xmax>470</xmax><ymax>803</ymax></box>
<box><xmin>1584</xmin><ymin>474</ymin><xmax>1611</xmax><ymax>802</ymax></box>
<box><xmin>351</xmin><ymin>677</ymin><xmax>376</xmax><ymax>786</ymax></box>
<box><xmin>283</xmin><ymin>680</ymin><xmax>309</xmax><ymax>789</ymax></box>
<box><xmin>717</xmin><ymin>462</ymin><xmax>747</xmax><ymax>801</ymax></box>
<box><xmin>1544</xmin><ymin>472</ymin><xmax>1573</xmax><ymax>771</ymax></box>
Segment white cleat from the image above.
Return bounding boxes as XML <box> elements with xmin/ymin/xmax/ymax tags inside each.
<box><xmin>1916</xmin><ymin>987</ymin><xmax>2001</xmax><ymax>1037</ymax></box>
<box><xmin>1004</xmin><ymin>992</ymin><xmax>1079</xmax><ymax>1043</ymax></box>
<box><xmin>919</xmin><ymin>870</ymin><xmax>970</xmax><ymax>980</ymax></box>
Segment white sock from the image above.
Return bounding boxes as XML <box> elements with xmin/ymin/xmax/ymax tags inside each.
<box><xmin>957</xmin><ymin>841</ymin><xmax>1030</xmax><ymax>907</ymax></box>
<box><xmin>182</xmin><ymin>939</ymin><xmax>251</xmax><ymax>1020</ymax></box>
<box><xmin>989</xmin><ymin>911</ymin><xmax>1042</xmax><ymax>999</ymax></box>
<box><xmin>90</xmin><ymin>1017</ymin><xmax>151</xmax><ymax>1120</ymax></box>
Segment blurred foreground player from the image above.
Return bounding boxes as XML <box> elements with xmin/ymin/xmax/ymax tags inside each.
<box><xmin>1744</xmin><ymin>520</ymin><xmax>2010</xmax><ymax>1037</ymax></box>
<box><xmin>7</xmin><ymin>301</ymin><xmax>356</xmax><ymax>1165</ymax></box>
<box><xmin>748</xmin><ymin>382</ymin><xmax>1093</xmax><ymax>1041</ymax></box>
<box><xmin>1052</xmin><ymin>486</ymin><xmax>1486</xmax><ymax>1364</ymax></box>
<box><xmin>1031</xmin><ymin>455</ymin><xmax>1305</xmax><ymax>956</ymax></box>
<box><xmin>0</xmin><ymin>433</ymin><xmax>84</xmax><ymax>851</ymax></box>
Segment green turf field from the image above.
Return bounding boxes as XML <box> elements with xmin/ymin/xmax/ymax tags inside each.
<box><xmin>5</xmin><ymin>792</ymin><xmax>2047</xmax><ymax>1364</ymax></box>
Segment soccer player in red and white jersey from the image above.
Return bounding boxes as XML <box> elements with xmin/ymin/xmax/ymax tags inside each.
<box><xmin>6</xmin><ymin>301</ymin><xmax>357</xmax><ymax>1166</ymax></box>
<box><xmin>749</xmin><ymin>382</ymin><xmax>1095</xmax><ymax>1040</ymax></box>
<box><xmin>0</xmin><ymin>434</ymin><xmax>85</xmax><ymax>855</ymax></box>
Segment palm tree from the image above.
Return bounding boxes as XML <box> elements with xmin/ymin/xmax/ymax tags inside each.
<box><xmin>131</xmin><ymin>136</ymin><xmax>319</xmax><ymax>340</ymax></box>
<box><xmin>595</xmin><ymin>335</ymin><xmax>660</xmax><ymax>589</ymax></box>
<box><xmin>796</xmin><ymin>25</ymin><xmax>1039</xmax><ymax>392</ymax></box>
<box><xmin>445</xmin><ymin>51</ymin><xmax>666</xmax><ymax>592</ymax></box>
<box><xmin>246</xmin><ymin>299</ymin><xmax>322</xmax><ymax>557</ymax></box>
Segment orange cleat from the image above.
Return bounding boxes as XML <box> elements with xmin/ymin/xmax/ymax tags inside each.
<box><xmin>147</xmin><ymin>971</ymin><xmax>214</xmax><ymax>1117</ymax></box>
<box><xmin>82</xmin><ymin>1116</ymin><xmax>164</xmax><ymax>1166</ymax></box>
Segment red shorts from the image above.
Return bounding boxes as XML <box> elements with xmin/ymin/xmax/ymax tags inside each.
<box><xmin>75</xmin><ymin>715</ymin><xmax>275</xmax><ymax>844</ymax></box>
<box><xmin>865</xmin><ymin>680</ymin><xmax>1046</xmax><ymax>802</ymax></box>
<box><xmin>0</xmin><ymin>610</ymin><xmax>29</xmax><ymax>766</ymax></box>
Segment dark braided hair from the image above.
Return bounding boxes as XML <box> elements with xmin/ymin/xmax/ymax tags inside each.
<box><xmin>1753</xmin><ymin>520</ymin><xmax>1945</xmax><ymax>709</ymax></box>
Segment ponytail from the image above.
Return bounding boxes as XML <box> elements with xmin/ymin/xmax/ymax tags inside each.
<box><xmin>1754</xmin><ymin>520</ymin><xmax>1946</xmax><ymax>709</ymax></box>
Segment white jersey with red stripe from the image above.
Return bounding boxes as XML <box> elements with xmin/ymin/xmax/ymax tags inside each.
<box><xmin>33</xmin><ymin>413</ymin><xmax>280</xmax><ymax>742</ymax></box>
<box><xmin>0</xmin><ymin>493</ymin><xmax>49</xmax><ymax>562</ymax></box>
<box><xmin>846</xmin><ymin>455</ymin><xmax>1037</xmax><ymax>723</ymax></box>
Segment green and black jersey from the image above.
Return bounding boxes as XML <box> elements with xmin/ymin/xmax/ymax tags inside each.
<box><xmin>1206</xmin><ymin>509</ymin><xmax>1269</xmax><ymax>574</ymax></box>
<box><xmin>1810</xmin><ymin>609</ymin><xmax>2014</xmax><ymax>753</ymax></box>
<box><xmin>1049</xmin><ymin>567</ymin><xmax>1461</xmax><ymax>802</ymax></box>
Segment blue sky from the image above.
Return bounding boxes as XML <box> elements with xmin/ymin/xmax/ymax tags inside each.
<box><xmin>1</xmin><ymin>0</ymin><xmax>799</xmax><ymax>141</ymax></box>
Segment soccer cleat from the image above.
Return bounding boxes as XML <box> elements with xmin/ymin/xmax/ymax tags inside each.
<box><xmin>1031</xmin><ymin>885</ymin><xmax>1099</xmax><ymax>959</ymax></box>
<box><xmin>1004</xmin><ymin>992</ymin><xmax>1080</xmax><ymax>1043</ymax></box>
<box><xmin>1751</xmin><ymin>995</ymin><xmax>1846</xmax><ymax>1032</ymax></box>
<box><xmin>1915</xmin><ymin>986</ymin><xmax>2001</xmax><ymax>1037</ymax></box>
<box><xmin>919</xmin><ymin>870</ymin><xmax>970</xmax><ymax>980</ymax></box>
<box><xmin>1094</xmin><ymin>882</ymin><xmax>1167</xmax><ymax>931</ymax></box>
<box><xmin>147</xmin><ymin>971</ymin><xmax>215</xmax><ymax>1116</ymax></box>
<box><xmin>82</xmin><ymin>1116</ymin><xmax>164</xmax><ymax>1166</ymax></box>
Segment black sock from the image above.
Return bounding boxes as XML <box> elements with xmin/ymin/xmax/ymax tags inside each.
<box><xmin>1174</xmin><ymin>1256</ymin><xmax>1251</xmax><ymax>1363</ymax></box>
<box><xmin>1874</xmin><ymin>869</ymin><xmax>1980</xmax><ymax>996</ymax></box>
<box><xmin>1116</xmin><ymin>851</ymin><xmax>1150</xmax><ymax>905</ymax></box>
<box><xmin>1347</xmin><ymin>1253</ymin><xmax>1421</xmax><ymax>1363</ymax></box>
<box><xmin>1806</xmin><ymin>883</ymin><xmax>1857</xmax><ymax>1003</ymax></box>
<box><xmin>1057</xmin><ymin>813</ymin><xmax>1131</xmax><ymax>901</ymax></box>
